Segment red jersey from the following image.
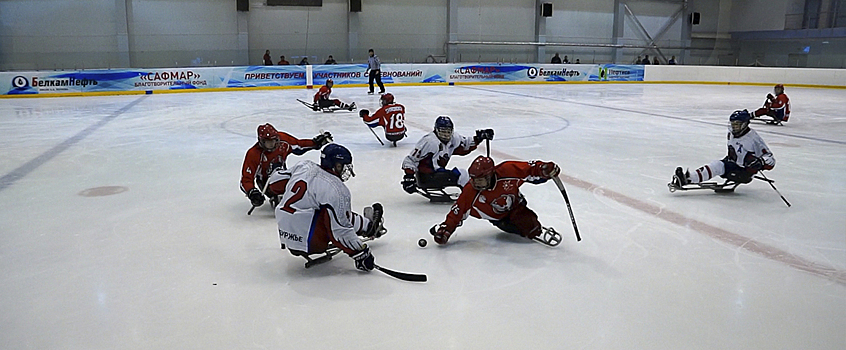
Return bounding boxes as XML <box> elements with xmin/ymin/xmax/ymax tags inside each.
<box><xmin>362</xmin><ymin>103</ymin><xmax>407</xmax><ymax>137</ymax></box>
<box><xmin>766</xmin><ymin>93</ymin><xmax>790</xmax><ymax>119</ymax></box>
<box><xmin>313</xmin><ymin>86</ymin><xmax>332</xmax><ymax>103</ymax></box>
<box><xmin>240</xmin><ymin>132</ymin><xmax>318</xmax><ymax>193</ymax></box>
<box><xmin>441</xmin><ymin>160</ymin><xmax>551</xmax><ymax>232</ymax></box>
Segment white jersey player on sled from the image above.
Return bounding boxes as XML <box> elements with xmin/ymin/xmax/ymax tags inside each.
<box><xmin>670</xmin><ymin>110</ymin><xmax>776</xmax><ymax>193</ymax></box>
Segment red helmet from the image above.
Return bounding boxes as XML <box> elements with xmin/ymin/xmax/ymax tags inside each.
<box><xmin>257</xmin><ymin>123</ymin><xmax>279</xmax><ymax>150</ymax></box>
<box><xmin>380</xmin><ymin>93</ymin><xmax>394</xmax><ymax>106</ymax></box>
<box><xmin>774</xmin><ymin>84</ymin><xmax>784</xmax><ymax>89</ymax></box>
<box><xmin>325</xmin><ymin>79</ymin><xmax>334</xmax><ymax>88</ymax></box>
<box><xmin>469</xmin><ymin>156</ymin><xmax>495</xmax><ymax>178</ymax></box>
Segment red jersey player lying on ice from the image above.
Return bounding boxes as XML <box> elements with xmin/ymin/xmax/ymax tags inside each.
<box><xmin>359</xmin><ymin>93</ymin><xmax>407</xmax><ymax>146</ymax></box>
<box><xmin>275</xmin><ymin>144</ymin><xmax>387</xmax><ymax>270</ymax></box>
<box><xmin>313</xmin><ymin>79</ymin><xmax>355</xmax><ymax>112</ymax></box>
<box><xmin>752</xmin><ymin>84</ymin><xmax>790</xmax><ymax>124</ymax></box>
<box><xmin>430</xmin><ymin>155</ymin><xmax>563</xmax><ymax>247</ymax></box>
<box><xmin>401</xmin><ymin>115</ymin><xmax>493</xmax><ymax>202</ymax></box>
<box><xmin>240</xmin><ymin>123</ymin><xmax>332</xmax><ymax>210</ymax></box>
<box><xmin>671</xmin><ymin>110</ymin><xmax>775</xmax><ymax>192</ymax></box>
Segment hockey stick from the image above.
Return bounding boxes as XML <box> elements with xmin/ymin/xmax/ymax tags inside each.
<box><xmin>485</xmin><ymin>138</ymin><xmax>490</xmax><ymax>157</ymax></box>
<box><xmin>552</xmin><ymin>175</ymin><xmax>581</xmax><ymax>241</ymax></box>
<box><xmin>365</xmin><ymin>122</ymin><xmax>385</xmax><ymax>145</ymax></box>
<box><xmin>756</xmin><ymin>172</ymin><xmax>791</xmax><ymax>207</ymax></box>
<box><xmin>374</xmin><ymin>264</ymin><xmax>427</xmax><ymax>283</ymax></box>
<box><xmin>247</xmin><ymin>176</ymin><xmax>273</xmax><ymax>215</ymax></box>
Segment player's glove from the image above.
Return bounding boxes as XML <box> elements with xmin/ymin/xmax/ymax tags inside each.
<box><xmin>359</xmin><ymin>109</ymin><xmax>370</xmax><ymax>118</ymax></box>
<box><xmin>312</xmin><ymin>131</ymin><xmax>333</xmax><ymax>147</ymax></box>
<box><xmin>430</xmin><ymin>223</ymin><xmax>452</xmax><ymax>245</ymax></box>
<box><xmin>541</xmin><ymin>162</ymin><xmax>560</xmax><ymax>179</ymax></box>
<box><xmin>402</xmin><ymin>173</ymin><xmax>417</xmax><ymax>194</ymax></box>
<box><xmin>352</xmin><ymin>246</ymin><xmax>374</xmax><ymax>271</ymax></box>
<box><xmin>248</xmin><ymin>188</ymin><xmax>265</xmax><ymax>207</ymax></box>
<box><xmin>474</xmin><ymin>128</ymin><xmax>495</xmax><ymax>144</ymax></box>
<box><xmin>767</xmin><ymin>93</ymin><xmax>775</xmax><ymax>101</ymax></box>
<box><xmin>744</xmin><ymin>157</ymin><xmax>764</xmax><ymax>173</ymax></box>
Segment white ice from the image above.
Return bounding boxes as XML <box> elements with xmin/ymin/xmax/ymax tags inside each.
<box><xmin>1</xmin><ymin>83</ymin><xmax>844</xmax><ymax>349</ymax></box>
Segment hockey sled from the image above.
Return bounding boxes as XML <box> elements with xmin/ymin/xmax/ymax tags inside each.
<box><xmin>533</xmin><ymin>227</ymin><xmax>562</xmax><ymax>247</ymax></box>
<box><xmin>415</xmin><ymin>188</ymin><xmax>459</xmax><ymax>203</ymax></box>
<box><xmin>750</xmin><ymin>116</ymin><xmax>784</xmax><ymax>126</ymax></box>
<box><xmin>289</xmin><ymin>237</ymin><xmax>374</xmax><ymax>269</ymax></box>
<box><xmin>668</xmin><ymin>179</ymin><xmax>741</xmax><ymax>193</ymax></box>
<box><xmin>297</xmin><ymin>99</ymin><xmax>349</xmax><ymax>113</ymax></box>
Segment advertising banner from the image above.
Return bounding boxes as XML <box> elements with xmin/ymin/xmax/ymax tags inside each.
<box><xmin>0</xmin><ymin>64</ymin><xmax>643</xmax><ymax>96</ymax></box>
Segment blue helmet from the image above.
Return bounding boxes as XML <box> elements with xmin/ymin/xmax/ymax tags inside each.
<box><xmin>320</xmin><ymin>143</ymin><xmax>355</xmax><ymax>181</ymax></box>
<box><xmin>729</xmin><ymin>110</ymin><xmax>751</xmax><ymax>137</ymax></box>
<box><xmin>434</xmin><ymin>115</ymin><xmax>454</xmax><ymax>143</ymax></box>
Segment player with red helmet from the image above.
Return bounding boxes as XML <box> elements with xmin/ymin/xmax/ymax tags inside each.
<box><xmin>359</xmin><ymin>92</ymin><xmax>407</xmax><ymax>146</ymax></box>
<box><xmin>753</xmin><ymin>84</ymin><xmax>790</xmax><ymax>124</ymax></box>
<box><xmin>313</xmin><ymin>79</ymin><xmax>355</xmax><ymax>111</ymax></box>
<box><xmin>241</xmin><ymin>123</ymin><xmax>333</xmax><ymax>210</ymax></box>
<box><xmin>429</xmin><ymin>155</ymin><xmax>563</xmax><ymax>246</ymax></box>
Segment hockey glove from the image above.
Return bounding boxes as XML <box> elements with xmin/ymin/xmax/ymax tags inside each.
<box><xmin>744</xmin><ymin>157</ymin><xmax>764</xmax><ymax>173</ymax></box>
<box><xmin>474</xmin><ymin>128</ymin><xmax>495</xmax><ymax>142</ymax></box>
<box><xmin>430</xmin><ymin>223</ymin><xmax>452</xmax><ymax>245</ymax></box>
<box><xmin>363</xmin><ymin>203</ymin><xmax>387</xmax><ymax>238</ymax></box>
<box><xmin>541</xmin><ymin>162</ymin><xmax>560</xmax><ymax>178</ymax></box>
<box><xmin>248</xmin><ymin>188</ymin><xmax>265</xmax><ymax>207</ymax></box>
<box><xmin>352</xmin><ymin>246</ymin><xmax>374</xmax><ymax>271</ymax></box>
<box><xmin>402</xmin><ymin>173</ymin><xmax>417</xmax><ymax>194</ymax></box>
<box><xmin>359</xmin><ymin>109</ymin><xmax>370</xmax><ymax>118</ymax></box>
<box><xmin>767</xmin><ymin>93</ymin><xmax>775</xmax><ymax>101</ymax></box>
<box><xmin>312</xmin><ymin>131</ymin><xmax>333</xmax><ymax>147</ymax></box>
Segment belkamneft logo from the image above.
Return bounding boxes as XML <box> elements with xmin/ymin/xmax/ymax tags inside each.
<box><xmin>527</xmin><ymin>67</ymin><xmax>580</xmax><ymax>79</ymax></box>
<box><xmin>12</xmin><ymin>76</ymin><xmax>28</xmax><ymax>88</ymax></box>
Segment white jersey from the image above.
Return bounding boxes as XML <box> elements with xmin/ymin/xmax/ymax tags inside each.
<box><xmin>725</xmin><ymin>128</ymin><xmax>775</xmax><ymax>168</ymax></box>
<box><xmin>275</xmin><ymin>160</ymin><xmax>367</xmax><ymax>253</ymax></box>
<box><xmin>401</xmin><ymin>132</ymin><xmax>477</xmax><ymax>174</ymax></box>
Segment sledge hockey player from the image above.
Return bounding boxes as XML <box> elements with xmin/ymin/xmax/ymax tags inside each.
<box><xmin>401</xmin><ymin>115</ymin><xmax>494</xmax><ymax>201</ymax></box>
<box><xmin>241</xmin><ymin>123</ymin><xmax>333</xmax><ymax>209</ymax></box>
<box><xmin>359</xmin><ymin>93</ymin><xmax>407</xmax><ymax>146</ymax></box>
<box><xmin>312</xmin><ymin>79</ymin><xmax>355</xmax><ymax>112</ymax></box>
<box><xmin>276</xmin><ymin>143</ymin><xmax>386</xmax><ymax>271</ymax></box>
<box><xmin>430</xmin><ymin>155</ymin><xmax>563</xmax><ymax>246</ymax></box>
<box><xmin>752</xmin><ymin>84</ymin><xmax>790</xmax><ymax>124</ymax></box>
<box><xmin>671</xmin><ymin>110</ymin><xmax>775</xmax><ymax>191</ymax></box>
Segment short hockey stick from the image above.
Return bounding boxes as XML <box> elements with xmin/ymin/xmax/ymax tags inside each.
<box><xmin>365</xmin><ymin>122</ymin><xmax>385</xmax><ymax>145</ymax></box>
<box><xmin>374</xmin><ymin>264</ymin><xmax>427</xmax><ymax>282</ymax></box>
<box><xmin>757</xmin><ymin>172</ymin><xmax>791</xmax><ymax>207</ymax></box>
<box><xmin>247</xmin><ymin>176</ymin><xmax>273</xmax><ymax>215</ymax></box>
<box><xmin>552</xmin><ymin>175</ymin><xmax>581</xmax><ymax>241</ymax></box>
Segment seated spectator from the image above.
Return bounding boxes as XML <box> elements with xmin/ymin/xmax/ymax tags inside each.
<box><xmin>278</xmin><ymin>56</ymin><xmax>290</xmax><ymax>65</ymax></box>
<box><xmin>668</xmin><ymin>56</ymin><xmax>677</xmax><ymax>65</ymax></box>
<box><xmin>574</xmin><ymin>58</ymin><xmax>580</xmax><ymax>64</ymax></box>
<box><xmin>653</xmin><ymin>57</ymin><xmax>660</xmax><ymax>65</ymax></box>
<box><xmin>263</xmin><ymin>50</ymin><xmax>273</xmax><ymax>65</ymax></box>
<box><xmin>563</xmin><ymin>55</ymin><xmax>570</xmax><ymax>64</ymax></box>
<box><xmin>551</xmin><ymin>53</ymin><xmax>561</xmax><ymax>64</ymax></box>
<box><xmin>324</xmin><ymin>55</ymin><xmax>337</xmax><ymax>64</ymax></box>
<box><xmin>634</xmin><ymin>56</ymin><xmax>642</xmax><ymax>64</ymax></box>
<box><xmin>641</xmin><ymin>55</ymin><xmax>651</xmax><ymax>65</ymax></box>
<box><xmin>299</xmin><ymin>57</ymin><xmax>310</xmax><ymax>65</ymax></box>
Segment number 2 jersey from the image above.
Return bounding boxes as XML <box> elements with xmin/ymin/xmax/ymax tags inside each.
<box><xmin>275</xmin><ymin>160</ymin><xmax>369</xmax><ymax>254</ymax></box>
<box><xmin>362</xmin><ymin>103</ymin><xmax>406</xmax><ymax>138</ymax></box>
<box><xmin>441</xmin><ymin>160</ymin><xmax>552</xmax><ymax>233</ymax></box>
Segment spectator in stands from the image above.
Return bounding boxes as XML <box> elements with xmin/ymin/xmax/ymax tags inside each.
<box><xmin>574</xmin><ymin>58</ymin><xmax>580</xmax><ymax>64</ymax></box>
<box><xmin>278</xmin><ymin>56</ymin><xmax>290</xmax><ymax>65</ymax></box>
<box><xmin>551</xmin><ymin>53</ymin><xmax>562</xmax><ymax>64</ymax></box>
<box><xmin>325</xmin><ymin>55</ymin><xmax>337</xmax><ymax>64</ymax></box>
<box><xmin>668</xmin><ymin>56</ymin><xmax>677</xmax><ymax>65</ymax></box>
<box><xmin>263</xmin><ymin>50</ymin><xmax>273</xmax><ymax>66</ymax></box>
<box><xmin>641</xmin><ymin>55</ymin><xmax>651</xmax><ymax>65</ymax></box>
<box><xmin>652</xmin><ymin>57</ymin><xmax>660</xmax><ymax>65</ymax></box>
<box><xmin>563</xmin><ymin>55</ymin><xmax>570</xmax><ymax>64</ymax></box>
<box><xmin>299</xmin><ymin>57</ymin><xmax>310</xmax><ymax>65</ymax></box>
<box><xmin>635</xmin><ymin>56</ymin><xmax>642</xmax><ymax>64</ymax></box>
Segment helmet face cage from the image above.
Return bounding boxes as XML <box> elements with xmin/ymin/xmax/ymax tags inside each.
<box><xmin>774</xmin><ymin>84</ymin><xmax>784</xmax><ymax>95</ymax></box>
<box><xmin>380</xmin><ymin>93</ymin><xmax>394</xmax><ymax>107</ymax></box>
<box><xmin>469</xmin><ymin>156</ymin><xmax>495</xmax><ymax>190</ymax></box>
<box><xmin>434</xmin><ymin>116</ymin><xmax>454</xmax><ymax>143</ymax></box>
<box><xmin>321</xmin><ymin>144</ymin><xmax>354</xmax><ymax>181</ymax></box>
<box><xmin>338</xmin><ymin>163</ymin><xmax>355</xmax><ymax>182</ymax></box>
<box><xmin>257</xmin><ymin>124</ymin><xmax>279</xmax><ymax>151</ymax></box>
<box><xmin>326</xmin><ymin>79</ymin><xmax>334</xmax><ymax>88</ymax></box>
<box><xmin>729</xmin><ymin>110</ymin><xmax>751</xmax><ymax>136</ymax></box>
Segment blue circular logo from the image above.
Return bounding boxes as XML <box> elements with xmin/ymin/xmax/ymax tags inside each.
<box><xmin>12</xmin><ymin>76</ymin><xmax>28</xmax><ymax>88</ymax></box>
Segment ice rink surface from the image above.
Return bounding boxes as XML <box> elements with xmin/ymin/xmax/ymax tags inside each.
<box><xmin>1</xmin><ymin>83</ymin><xmax>844</xmax><ymax>349</ymax></box>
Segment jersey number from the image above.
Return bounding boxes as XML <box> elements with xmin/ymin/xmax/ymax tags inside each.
<box><xmin>281</xmin><ymin>180</ymin><xmax>307</xmax><ymax>214</ymax></box>
<box><xmin>388</xmin><ymin>112</ymin><xmax>405</xmax><ymax>130</ymax></box>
